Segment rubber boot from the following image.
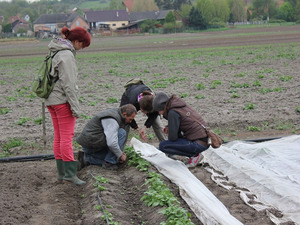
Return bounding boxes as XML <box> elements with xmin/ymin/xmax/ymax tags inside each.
<box><xmin>63</xmin><ymin>161</ymin><xmax>86</xmax><ymax>185</ymax></box>
<box><xmin>56</xmin><ymin>159</ymin><xmax>65</xmax><ymax>181</ymax></box>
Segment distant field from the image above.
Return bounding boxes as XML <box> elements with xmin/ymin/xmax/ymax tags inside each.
<box><xmin>0</xmin><ymin>24</ymin><xmax>299</xmax><ymax>149</ymax></box>
<box><xmin>76</xmin><ymin>0</ymin><xmax>111</xmax><ymax>10</ymax></box>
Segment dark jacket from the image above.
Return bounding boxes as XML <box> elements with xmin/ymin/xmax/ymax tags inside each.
<box><xmin>76</xmin><ymin>108</ymin><xmax>127</xmax><ymax>149</ymax></box>
<box><xmin>120</xmin><ymin>84</ymin><xmax>158</xmax><ymax>129</ymax></box>
<box><xmin>164</xmin><ymin>95</ymin><xmax>208</xmax><ymax>141</ymax></box>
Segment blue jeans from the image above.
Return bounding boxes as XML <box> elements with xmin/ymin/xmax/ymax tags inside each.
<box><xmin>159</xmin><ymin>138</ymin><xmax>209</xmax><ymax>157</ymax></box>
<box><xmin>82</xmin><ymin>128</ymin><xmax>127</xmax><ymax>165</ymax></box>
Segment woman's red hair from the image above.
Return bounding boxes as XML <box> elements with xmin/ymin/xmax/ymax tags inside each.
<box><xmin>61</xmin><ymin>26</ymin><xmax>91</xmax><ymax>48</ymax></box>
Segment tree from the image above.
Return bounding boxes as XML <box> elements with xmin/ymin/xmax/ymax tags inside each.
<box><xmin>189</xmin><ymin>6</ymin><xmax>207</xmax><ymax>29</ymax></box>
<box><xmin>211</xmin><ymin>0</ymin><xmax>230</xmax><ymax>22</ymax></box>
<box><xmin>195</xmin><ymin>0</ymin><xmax>214</xmax><ymax>25</ymax></box>
<box><xmin>140</xmin><ymin>19</ymin><xmax>157</xmax><ymax>32</ymax></box>
<box><xmin>295</xmin><ymin>0</ymin><xmax>300</xmax><ymax>20</ymax></box>
<box><xmin>109</xmin><ymin>0</ymin><xmax>125</xmax><ymax>10</ymax></box>
<box><xmin>227</xmin><ymin>0</ymin><xmax>245</xmax><ymax>23</ymax></box>
<box><xmin>180</xmin><ymin>3</ymin><xmax>192</xmax><ymax>25</ymax></box>
<box><xmin>277</xmin><ymin>2</ymin><xmax>296</xmax><ymax>21</ymax></box>
<box><xmin>251</xmin><ymin>0</ymin><xmax>278</xmax><ymax>20</ymax></box>
<box><xmin>155</xmin><ymin>0</ymin><xmax>191</xmax><ymax>10</ymax></box>
<box><xmin>165</xmin><ymin>11</ymin><xmax>176</xmax><ymax>23</ymax></box>
<box><xmin>132</xmin><ymin>0</ymin><xmax>158</xmax><ymax>12</ymax></box>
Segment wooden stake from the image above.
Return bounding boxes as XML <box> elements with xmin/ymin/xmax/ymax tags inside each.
<box><xmin>42</xmin><ymin>102</ymin><xmax>47</xmax><ymax>150</ymax></box>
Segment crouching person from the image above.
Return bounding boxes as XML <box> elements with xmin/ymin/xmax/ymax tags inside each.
<box><xmin>76</xmin><ymin>104</ymin><xmax>137</xmax><ymax>170</ymax></box>
<box><xmin>152</xmin><ymin>92</ymin><xmax>210</xmax><ymax>168</ymax></box>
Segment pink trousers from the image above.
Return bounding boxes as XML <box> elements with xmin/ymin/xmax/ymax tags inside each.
<box><xmin>47</xmin><ymin>103</ymin><xmax>76</xmax><ymax>161</ymax></box>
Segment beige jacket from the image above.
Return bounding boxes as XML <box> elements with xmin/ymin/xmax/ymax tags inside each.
<box><xmin>45</xmin><ymin>38</ymin><xmax>81</xmax><ymax>117</ymax></box>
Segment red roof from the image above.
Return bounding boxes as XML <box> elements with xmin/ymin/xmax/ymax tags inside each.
<box><xmin>123</xmin><ymin>0</ymin><xmax>134</xmax><ymax>12</ymax></box>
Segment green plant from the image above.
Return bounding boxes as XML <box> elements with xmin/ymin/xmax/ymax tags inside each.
<box><xmin>231</xmin><ymin>93</ymin><xmax>240</xmax><ymax>98</ymax></box>
<box><xmin>210</xmin><ymin>80</ymin><xmax>222</xmax><ymax>89</ymax></box>
<box><xmin>106</xmin><ymin>97</ymin><xmax>118</xmax><ymax>104</ymax></box>
<box><xmin>141</xmin><ymin>172</ymin><xmax>179</xmax><ymax>207</ymax></box>
<box><xmin>160</xmin><ymin>204</ymin><xmax>194</xmax><ymax>225</ymax></box>
<box><xmin>80</xmin><ymin>114</ymin><xmax>92</xmax><ymax>120</ymax></box>
<box><xmin>296</xmin><ymin>106</ymin><xmax>300</xmax><ymax>113</ymax></box>
<box><xmin>180</xmin><ymin>93</ymin><xmax>188</xmax><ymax>98</ymax></box>
<box><xmin>0</xmin><ymin>107</ymin><xmax>11</xmax><ymax>115</ymax></box>
<box><xmin>1</xmin><ymin>138</ymin><xmax>24</xmax><ymax>157</ymax></box>
<box><xmin>195</xmin><ymin>83</ymin><xmax>206</xmax><ymax>90</ymax></box>
<box><xmin>125</xmin><ymin>146</ymin><xmax>151</xmax><ymax>171</ymax></box>
<box><xmin>195</xmin><ymin>94</ymin><xmax>205</xmax><ymax>99</ymax></box>
<box><xmin>100</xmin><ymin>209</ymin><xmax>120</xmax><ymax>225</ymax></box>
<box><xmin>17</xmin><ymin>117</ymin><xmax>31</xmax><ymax>125</ymax></box>
<box><xmin>253</xmin><ymin>80</ymin><xmax>262</xmax><ymax>87</ymax></box>
<box><xmin>279</xmin><ymin>75</ymin><xmax>292</xmax><ymax>82</ymax></box>
<box><xmin>33</xmin><ymin>117</ymin><xmax>43</xmax><ymax>125</ymax></box>
<box><xmin>244</xmin><ymin>103</ymin><xmax>255</xmax><ymax>110</ymax></box>
<box><xmin>234</xmin><ymin>72</ymin><xmax>246</xmax><ymax>77</ymax></box>
<box><xmin>88</xmin><ymin>100</ymin><xmax>98</xmax><ymax>106</ymax></box>
<box><xmin>248</xmin><ymin>126</ymin><xmax>261</xmax><ymax>131</ymax></box>
<box><xmin>93</xmin><ymin>175</ymin><xmax>109</xmax><ymax>191</ymax></box>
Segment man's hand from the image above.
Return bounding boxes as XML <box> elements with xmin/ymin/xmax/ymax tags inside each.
<box><xmin>119</xmin><ymin>152</ymin><xmax>127</xmax><ymax>163</ymax></box>
<box><xmin>138</xmin><ymin>126</ymin><xmax>148</xmax><ymax>141</ymax></box>
<box><xmin>162</xmin><ymin>126</ymin><xmax>168</xmax><ymax>134</ymax></box>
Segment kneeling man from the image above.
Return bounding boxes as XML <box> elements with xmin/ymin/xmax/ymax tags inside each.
<box><xmin>76</xmin><ymin>104</ymin><xmax>137</xmax><ymax>169</ymax></box>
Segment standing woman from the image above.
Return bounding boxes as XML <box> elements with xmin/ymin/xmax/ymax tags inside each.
<box><xmin>45</xmin><ymin>26</ymin><xmax>91</xmax><ymax>185</ymax></box>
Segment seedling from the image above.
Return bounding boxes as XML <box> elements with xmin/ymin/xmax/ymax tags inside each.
<box><xmin>210</xmin><ymin>80</ymin><xmax>222</xmax><ymax>89</ymax></box>
<box><xmin>0</xmin><ymin>108</ymin><xmax>11</xmax><ymax>115</ymax></box>
<box><xmin>253</xmin><ymin>80</ymin><xmax>261</xmax><ymax>87</ymax></box>
<box><xmin>106</xmin><ymin>97</ymin><xmax>118</xmax><ymax>104</ymax></box>
<box><xmin>279</xmin><ymin>75</ymin><xmax>292</xmax><ymax>82</ymax></box>
<box><xmin>248</xmin><ymin>126</ymin><xmax>261</xmax><ymax>131</ymax></box>
<box><xmin>88</xmin><ymin>100</ymin><xmax>98</xmax><ymax>106</ymax></box>
<box><xmin>1</xmin><ymin>138</ymin><xmax>24</xmax><ymax>157</ymax></box>
<box><xmin>34</xmin><ymin>117</ymin><xmax>43</xmax><ymax>125</ymax></box>
<box><xmin>195</xmin><ymin>83</ymin><xmax>206</xmax><ymax>90</ymax></box>
<box><xmin>231</xmin><ymin>93</ymin><xmax>240</xmax><ymax>98</ymax></box>
<box><xmin>180</xmin><ymin>93</ymin><xmax>188</xmax><ymax>98</ymax></box>
<box><xmin>195</xmin><ymin>94</ymin><xmax>205</xmax><ymax>99</ymax></box>
<box><xmin>80</xmin><ymin>114</ymin><xmax>92</xmax><ymax>120</ymax></box>
<box><xmin>244</xmin><ymin>103</ymin><xmax>255</xmax><ymax>110</ymax></box>
<box><xmin>17</xmin><ymin>117</ymin><xmax>31</xmax><ymax>125</ymax></box>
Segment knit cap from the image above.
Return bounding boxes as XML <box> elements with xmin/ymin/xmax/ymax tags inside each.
<box><xmin>152</xmin><ymin>92</ymin><xmax>169</xmax><ymax>111</ymax></box>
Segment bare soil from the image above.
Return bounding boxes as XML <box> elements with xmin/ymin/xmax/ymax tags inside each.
<box><xmin>0</xmin><ymin>25</ymin><xmax>299</xmax><ymax>225</ymax></box>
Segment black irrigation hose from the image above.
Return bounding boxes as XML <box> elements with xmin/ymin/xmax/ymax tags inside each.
<box><xmin>0</xmin><ymin>136</ymin><xmax>284</xmax><ymax>163</ymax></box>
<box><xmin>0</xmin><ymin>154</ymin><xmax>55</xmax><ymax>163</ymax></box>
<box><xmin>90</xmin><ymin>165</ymin><xmax>110</xmax><ymax>225</ymax></box>
<box><xmin>223</xmin><ymin>136</ymin><xmax>282</xmax><ymax>144</ymax></box>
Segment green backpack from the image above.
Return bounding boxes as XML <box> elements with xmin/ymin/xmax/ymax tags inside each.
<box><xmin>32</xmin><ymin>51</ymin><xmax>59</xmax><ymax>99</ymax></box>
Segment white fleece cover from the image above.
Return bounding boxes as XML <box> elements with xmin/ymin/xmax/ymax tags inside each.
<box><xmin>130</xmin><ymin>137</ymin><xmax>243</xmax><ymax>225</ymax></box>
<box><xmin>202</xmin><ymin>135</ymin><xmax>300</xmax><ymax>225</ymax></box>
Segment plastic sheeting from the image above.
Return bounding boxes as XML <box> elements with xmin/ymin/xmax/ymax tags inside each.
<box><xmin>202</xmin><ymin>135</ymin><xmax>300</xmax><ymax>224</ymax></box>
<box><xmin>130</xmin><ymin>137</ymin><xmax>243</xmax><ymax>225</ymax></box>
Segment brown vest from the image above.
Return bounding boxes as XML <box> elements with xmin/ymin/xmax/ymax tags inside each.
<box><xmin>166</xmin><ymin>95</ymin><xmax>208</xmax><ymax>141</ymax></box>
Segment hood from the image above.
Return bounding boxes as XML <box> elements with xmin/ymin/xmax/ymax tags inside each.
<box><xmin>169</xmin><ymin>95</ymin><xmax>186</xmax><ymax>109</ymax></box>
<box><xmin>48</xmin><ymin>38</ymin><xmax>75</xmax><ymax>54</ymax></box>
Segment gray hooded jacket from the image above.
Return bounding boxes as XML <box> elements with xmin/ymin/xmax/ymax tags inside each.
<box><xmin>45</xmin><ymin>38</ymin><xmax>80</xmax><ymax>117</ymax></box>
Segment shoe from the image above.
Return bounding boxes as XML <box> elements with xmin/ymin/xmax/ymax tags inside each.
<box><xmin>102</xmin><ymin>161</ymin><xmax>118</xmax><ymax>170</ymax></box>
<box><xmin>168</xmin><ymin>154</ymin><xmax>190</xmax><ymax>164</ymax></box>
<box><xmin>77</xmin><ymin>151</ymin><xmax>87</xmax><ymax>171</ymax></box>
<box><xmin>187</xmin><ymin>153</ymin><xmax>204</xmax><ymax>168</ymax></box>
